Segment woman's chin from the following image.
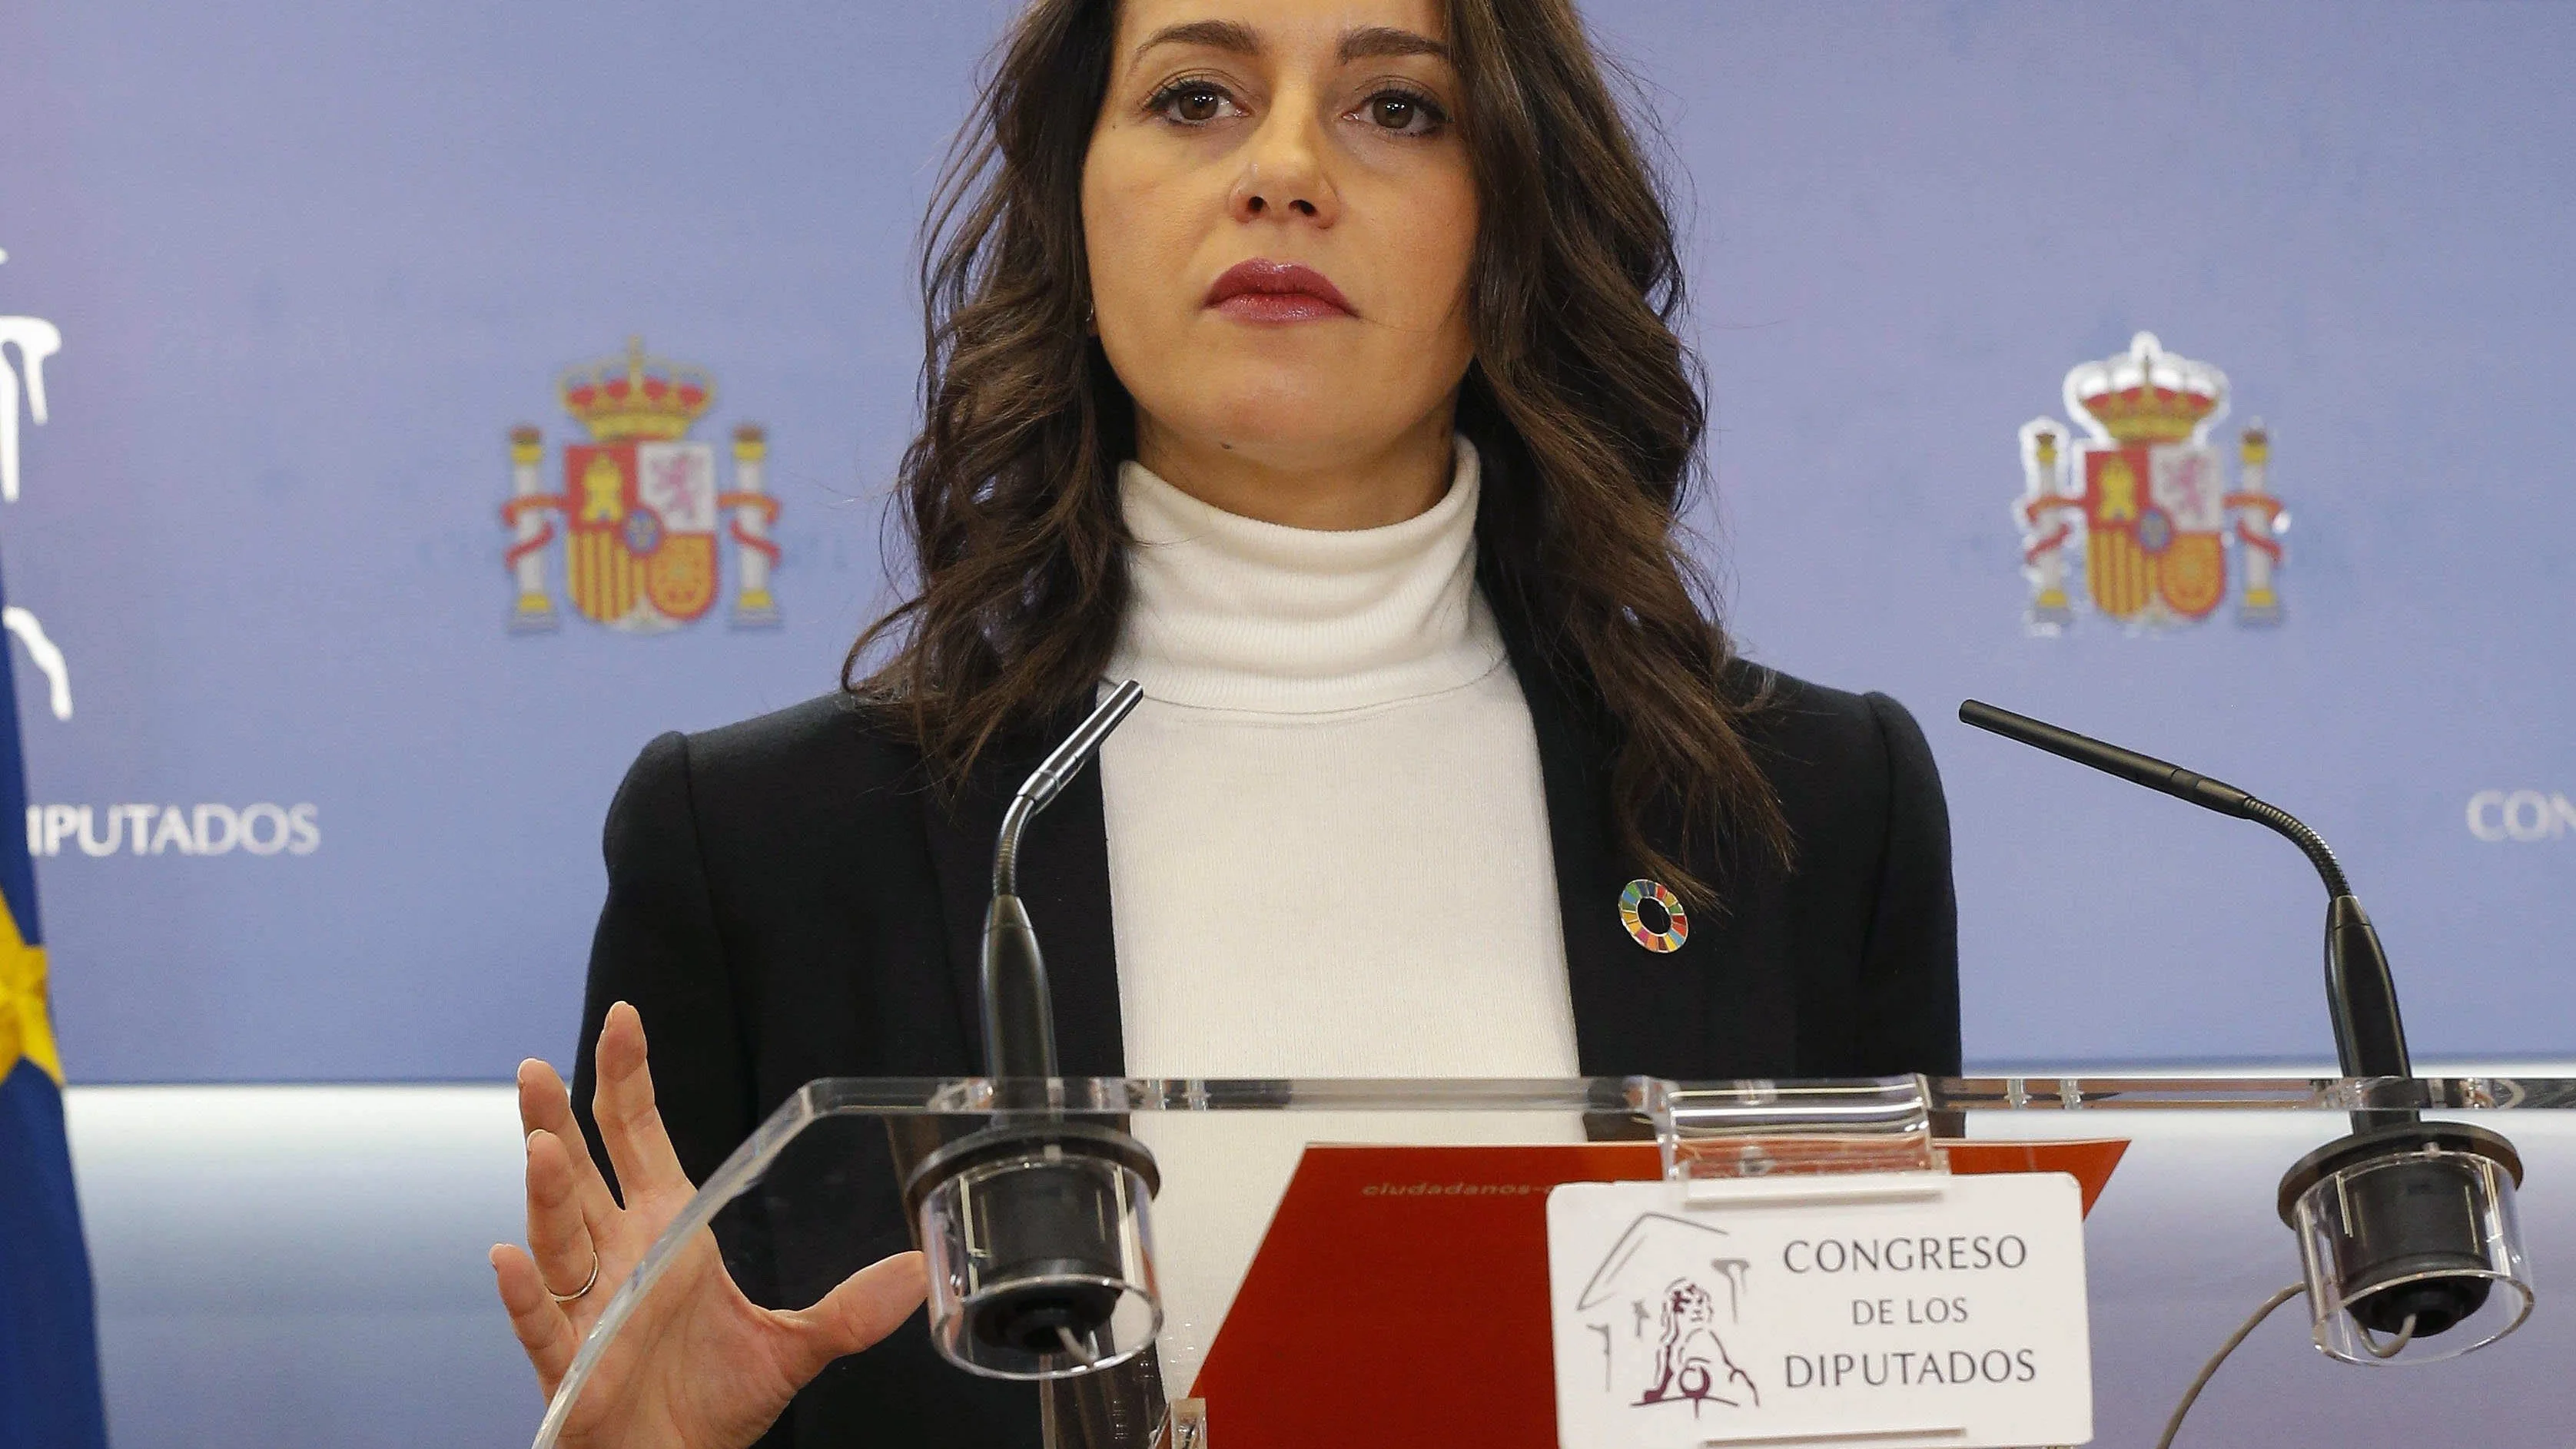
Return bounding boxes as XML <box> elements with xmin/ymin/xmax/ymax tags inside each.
<box><xmin>1150</xmin><ymin>402</ymin><xmax>1421</xmax><ymax>468</ymax></box>
<box><xmin>1140</xmin><ymin>370</ymin><xmax>1429</xmax><ymax>453</ymax></box>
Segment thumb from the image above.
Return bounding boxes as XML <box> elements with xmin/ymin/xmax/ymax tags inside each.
<box><xmin>783</xmin><ymin>1251</ymin><xmax>930</xmax><ymax>1376</ymax></box>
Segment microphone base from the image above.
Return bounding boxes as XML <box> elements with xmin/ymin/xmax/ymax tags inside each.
<box><xmin>2276</xmin><ymin>1121</ymin><xmax>2531</xmax><ymax>1363</ymax></box>
<box><xmin>906</xmin><ymin>1120</ymin><xmax>1164</xmax><ymax>1381</ymax></box>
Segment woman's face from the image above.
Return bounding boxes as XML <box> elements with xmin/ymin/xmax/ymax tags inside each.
<box><xmin>1083</xmin><ymin>0</ymin><xmax>1479</xmax><ymax>485</ymax></box>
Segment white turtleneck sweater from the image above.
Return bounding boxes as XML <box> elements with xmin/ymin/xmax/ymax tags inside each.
<box><xmin>1100</xmin><ymin>434</ymin><xmax>1578</xmax><ymax>1076</ymax></box>
<box><xmin>1097</xmin><ymin>434</ymin><xmax>1579</xmax><ymax>1394</ymax></box>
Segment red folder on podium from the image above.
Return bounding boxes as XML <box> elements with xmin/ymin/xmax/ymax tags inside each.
<box><xmin>1190</xmin><ymin>1139</ymin><xmax>2126</xmax><ymax>1447</ymax></box>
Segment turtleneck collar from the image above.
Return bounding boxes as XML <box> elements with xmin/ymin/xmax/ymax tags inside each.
<box><xmin>1107</xmin><ymin>433</ymin><xmax>1505</xmax><ymax>715</ymax></box>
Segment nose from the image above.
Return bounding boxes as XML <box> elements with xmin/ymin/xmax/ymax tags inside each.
<box><xmin>1227</xmin><ymin>103</ymin><xmax>1339</xmax><ymax>227</ymax></box>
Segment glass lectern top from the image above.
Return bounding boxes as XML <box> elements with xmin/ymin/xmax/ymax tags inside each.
<box><xmin>723</xmin><ymin>1069</ymin><xmax>2576</xmax><ymax>1119</ymax></box>
<box><xmin>532</xmin><ymin>1075</ymin><xmax>2576</xmax><ymax>1449</ymax></box>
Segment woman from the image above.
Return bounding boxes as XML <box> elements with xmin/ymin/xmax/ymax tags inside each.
<box><xmin>493</xmin><ymin>0</ymin><xmax>1959</xmax><ymax>1444</ymax></box>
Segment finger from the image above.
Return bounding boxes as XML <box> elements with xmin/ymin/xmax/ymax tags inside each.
<box><xmin>590</xmin><ymin>1001</ymin><xmax>692</xmax><ymax>1204</ymax></box>
<box><xmin>518</xmin><ymin>1058</ymin><xmax>616</xmax><ymax>1226</ymax></box>
<box><xmin>783</xmin><ymin>1251</ymin><xmax>929</xmax><ymax>1378</ymax></box>
<box><xmin>524</xmin><ymin>1128</ymin><xmax>599</xmax><ymax>1302</ymax></box>
<box><xmin>493</xmin><ymin>1243</ymin><xmax>579</xmax><ymax>1394</ymax></box>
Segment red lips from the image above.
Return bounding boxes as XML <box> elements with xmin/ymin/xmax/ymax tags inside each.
<box><xmin>1205</xmin><ymin>258</ymin><xmax>1354</xmax><ymax>322</ymax></box>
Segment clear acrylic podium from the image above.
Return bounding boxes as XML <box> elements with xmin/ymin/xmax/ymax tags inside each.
<box><xmin>533</xmin><ymin>1073</ymin><xmax>2573</xmax><ymax>1449</ymax></box>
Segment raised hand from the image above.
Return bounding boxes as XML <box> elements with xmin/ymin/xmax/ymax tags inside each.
<box><xmin>492</xmin><ymin>1002</ymin><xmax>926</xmax><ymax>1449</ymax></box>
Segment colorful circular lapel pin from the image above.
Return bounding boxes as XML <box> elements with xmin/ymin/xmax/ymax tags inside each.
<box><xmin>1618</xmin><ymin>878</ymin><xmax>1688</xmax><ymax>953</ymax></box>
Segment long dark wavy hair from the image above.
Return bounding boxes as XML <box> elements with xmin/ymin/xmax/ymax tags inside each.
<box><xmin>848</xmin><ymin>0</ymin><xmax>1788</xmax><ymax>904</ymax></box>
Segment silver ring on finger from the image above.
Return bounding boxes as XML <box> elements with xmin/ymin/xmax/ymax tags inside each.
<box><xmin>546</xmin><ymin>1247</ymin><xmax>600</xmax><ymax>1304</ymax></box>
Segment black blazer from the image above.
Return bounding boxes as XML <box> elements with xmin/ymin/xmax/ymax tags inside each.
<box><xmin>569</xmin><ymin>601</ymin><xmax>1959</xmax><ymax>1447</ymax></box>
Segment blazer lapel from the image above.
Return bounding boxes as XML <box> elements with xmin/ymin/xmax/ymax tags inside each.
<box><xmin>1486</xmin><ymin>576</ymin><xmax>1801</xmax><ymax>1079</ymax></box>
<box><xmin>921</xmin><ymin>706</ymin><xmax>1127</xmax><ymax>1079</ymax></box>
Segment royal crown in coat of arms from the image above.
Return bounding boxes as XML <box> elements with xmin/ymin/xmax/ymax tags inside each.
<box><xmin>2015</xmin><ymin>332</ymin><xmax>2283</xmax><ymax>634</ymax></box>
<box><xmin>501</xmin><ymin>337</ymin><xmax>781</xmax><ymax>634</ymax></box>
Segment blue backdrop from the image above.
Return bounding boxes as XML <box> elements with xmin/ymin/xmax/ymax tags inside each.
<box><xmin>3</xmin><ymin>0</ymin><xmax>2570</xmax><ymax>1083</ymax></box>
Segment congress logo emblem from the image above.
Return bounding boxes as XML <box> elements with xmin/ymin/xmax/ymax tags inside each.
<box><xmin>2014</xmin><ymin>332</ymin><xmax>2284</xmax><ymax>634</ymax></box>
<box><xmin>501</xmin><ymin>337</ymin><xmax>781</xmax><ymax>634</ymax></box>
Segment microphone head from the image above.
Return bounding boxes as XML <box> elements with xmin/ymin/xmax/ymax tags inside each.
<box><xmin>1959</xmin><ymin>698</ymin><xmax>2254</xmax><ymax>817</ymax></box>
<box><xmin>1024</xmin><ymin>680</ymin><xmax>1146</xmax><ymax>812</ymax></box>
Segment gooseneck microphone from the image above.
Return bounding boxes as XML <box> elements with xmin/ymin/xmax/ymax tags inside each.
<box><xmin>981</xmin><ymin>679</ymin><xmax>1145</xmax><ymax>1080</ymax></box>
<box><xmin>903</xmin><ymin>681</ymin><xmax>1166</xmax><ymax>1384</ymax></box>
<box><xmin>1958</xmin><ymin>699</ymin><xmax>2403</xmax><ymax>1079</ymax></box>
<box><xmin>1961</xmin><ymin>701</ymin><xmax>2527</xmax><ymax>1354</ymax></box>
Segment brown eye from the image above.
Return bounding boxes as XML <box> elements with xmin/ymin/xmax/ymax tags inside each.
<box><xmin>1150</xmin><ymin>81</ymin><xmax>1239</xmax><ymax>126</ymax></box>
<box><xmin>1356</xmin><ymin>88</ymin><xmax>1447</xmax><ymax>137</ymax></box>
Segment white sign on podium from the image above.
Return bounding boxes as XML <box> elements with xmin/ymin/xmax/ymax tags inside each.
<box><xmin>1547</xmin><ymin>1172</ymin><xmax>2092</xmax><ymax>1448</ymax></box>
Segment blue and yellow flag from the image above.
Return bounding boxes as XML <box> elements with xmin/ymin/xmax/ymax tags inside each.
<box><xmin>0</xmin><ymin>559</ymin><xmax>109</xmax><ymax>1448</ymax></box>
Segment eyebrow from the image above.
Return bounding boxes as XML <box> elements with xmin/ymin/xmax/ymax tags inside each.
<box><xmin>1339</xmin><ymin>25</ymin><xmax>1450</xmax><ymax>63</ymax></box>
<box><xmin>1130</xmin><ymin>20</ymin><xmax>1452</xmax><ymax>68</ymax></box>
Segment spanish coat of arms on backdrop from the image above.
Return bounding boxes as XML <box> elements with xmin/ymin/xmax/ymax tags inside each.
<box><xmin>500</xmin><ymin>337</ymin><xmax>782</xmax><ymax>634</ymax></box>
<box><xmin>2014</xmin><ymin>332</ymin><xmax>2284</xmax><ymax>634</ymax></box>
